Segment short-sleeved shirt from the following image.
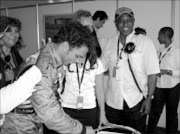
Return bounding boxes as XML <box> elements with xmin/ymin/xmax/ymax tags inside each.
<box><xmin>102</xmin><ymin>31</ymin><xmax>160</xmax><ymax>109</ymax></box>
<box><xmin>61</xmin><ymin>58</ymin><xmax>105</xmax><ymax>109</ymax></box>
<box><xmin>157</xmin><ymin>43</ymin><xmax>180</xmax><ymax>88</ymax></box>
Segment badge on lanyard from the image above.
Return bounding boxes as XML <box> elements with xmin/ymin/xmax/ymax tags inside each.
<box><xmin>77</xmin><ymin>95</ymin><xmax>84</xmax><ymax>109</ymax></box>
<box><xmin>113</xmin><ymin>36</ymin><xmax>124</xmax><ymax>79</ymax></box>
<box><xmin>76</xmin><ymin>59</ymin><xmax>87</xmax><ymax>109</ymax></box>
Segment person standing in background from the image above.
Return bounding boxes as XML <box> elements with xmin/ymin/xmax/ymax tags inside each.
<box><xmin>147</xmin><ymin>27</ymin><xmax>180</xmax><ymax>134</ymax></box>
<box><xmin>0</xmin><ymin>16</ymin><xmax>23</xmax><ymax>88</ymax></box>
<box><xmin>92</xmin><ymin>10</ymin><xmax>108</xmax><ymax>32</ymax></box>
<box><xmin>92</xmin><ymin>10</ymin><xmax>108</xmax><ymax>52</ymax></box>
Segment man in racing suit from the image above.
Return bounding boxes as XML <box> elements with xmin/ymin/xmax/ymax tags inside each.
<box><xmin>30</xmin><ymin>21</ymin><xmax>95</xmax><ymax>134</ymax></box>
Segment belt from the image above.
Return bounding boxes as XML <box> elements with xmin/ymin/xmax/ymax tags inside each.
<box><xmin>11</xmin><ymin>107</ymin><xmax>35</xmax><ymax>114</ymax></box>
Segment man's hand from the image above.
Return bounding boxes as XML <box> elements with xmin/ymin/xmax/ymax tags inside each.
<box><xmin>140</xmin><ymin>98</ymin><xmax>152</xmax><ymax>116</ymax></box>
<box><xmin>35</xmin><ymin>37</ymin><xmax>53</xmax><ymax>71</ymax></box>
<box><xmin>39</xmin><ymin>37</ymin><xmax>53</xmax><ymax>52</ymax></box>
<box><xmin>86</xmin><ymin>126</ymin><xmax>95</xmax><ymax>134</ymax></box>
<box><xmin>99</xmin><ymin>113</ymin><xmax>109</xmax><ymax>128</ymax></box>
<box><xmin>160</xmin><ymin>69</ymin><xmax>172</xmax><ymax>76</ymax></box>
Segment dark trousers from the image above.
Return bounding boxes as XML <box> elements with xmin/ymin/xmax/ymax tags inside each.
<box><xmin>147</xmin><ymin>83</ymin><xmax>180</xmax><ymax>134</ymax></box>
<box><xmin>105</xmin><ymin>98</ymin><xmax>147</xmax><ymax>133</ymax></box>
<box><xmin>63</xmin><ymin>107</ymin><xmax>99</xmax><ymax>129</ymax></box>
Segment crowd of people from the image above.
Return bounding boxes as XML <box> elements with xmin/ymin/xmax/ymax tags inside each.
<box><xmin>0</xmin><ymin>7</ymin><xmax>179</xmax><ymax>134</ymax></box>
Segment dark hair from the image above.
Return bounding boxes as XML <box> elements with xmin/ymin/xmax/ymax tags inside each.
<box><xmin>0</xmin><ymin>16</ymin><xmax>21</xmax><ymax>33</ymax></box>
<box><xmin>12</xmin><ymin>34</ymin><xmax>25</xmax><ymax>49</ymax></box>
<box><xmin>72</xmin><ymin>9</ymin><xmax>92</xmax><ymax>22</ymax></box>
<box><xmin>92</xmin><ymin>10</ymin><xmax>108</xmax><ymax>21</ymax></box>
<box><xmin>159</xmin><ymin>27</ymin><xmax>174</xmax><ymax>39</ymax></box>
<box><xmin>71</xmin><ymin>10</ymin><xmax>100</xmax><ymax>69</ymax></box>
<box><xmin>53</xmin><ymin>21</ymin><xmax>97</xmax><ymax>69</ymax></box>
<box><xmin>135</xmin><ymin>27</ymin><xmax>147</xmax><ymax>35</ymax></box>
<box><xmin>53</xmin><ymin>21</ymin><xmax>92</xmax><ymax>49</ymax></box>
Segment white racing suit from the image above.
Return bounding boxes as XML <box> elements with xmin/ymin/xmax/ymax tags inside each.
<box><xmin>1</xmin><ymin>99</ymin><xmax>43</xmax><ymax>134</ymax></box>
<box><xmin>29</xmin><ymin>45</ymin><xmax>84</xmax><ymax>133</ymax></box>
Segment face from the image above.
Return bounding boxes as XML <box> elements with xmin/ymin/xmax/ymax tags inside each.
<box><xmin>1</xmin><ymin>26</ymin><xmax>20</xmax><ymax>48</ymax></box>
<box><xmin>158</xmin><ymin>32</ymin><xmax>165</xmax><ymax>44</ymax></box>
<box><xmin>95</xmin><ymin>18</ymin><xmax>107</xmax><ymax>29</ymax></box>
<box><xmin>115</xmin><ymin>14</ymin><xmax>134</xmax><ymax>37</ymax></box>
<box><xmin>80</xmin><ymin>16</ymin><xmax>94</xmax><ymax>32</ymax></box>
<box><xmin>60</xmin><ymin>43</ymin><xmax>89</xmax><ymax>66</ymax></box>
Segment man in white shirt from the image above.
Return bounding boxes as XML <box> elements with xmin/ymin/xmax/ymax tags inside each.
<box><xmin>147</xmin><ymin>27</ymin><xmax>180</xmax><ymax>134</ymax></box>
<box><xmin>102</xmin><ymin>7</ymin><xmax>160</xmax><ymax>133</ymax></box>
<box><xmin>92</xmin><ymin>10</ymin><xmax>108</xmax><ymax>32</ymax></box>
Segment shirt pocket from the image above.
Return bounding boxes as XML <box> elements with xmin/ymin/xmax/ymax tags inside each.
<box><xmin>130</xmin><ymin>50</ymin><xmax>143</xmax><ymax>72</ymax></box>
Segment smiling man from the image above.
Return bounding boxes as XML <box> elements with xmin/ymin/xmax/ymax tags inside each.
<box><xmin>102</xmin><ymin>7</ymin><xmax>160</xmax><ymax>133</ymax></box>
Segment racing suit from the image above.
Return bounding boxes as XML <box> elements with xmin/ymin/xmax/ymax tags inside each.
<box><xmin>30</xmin><ymin>44</ymin><xmax>85</xmax><ymax>134</ymax></box>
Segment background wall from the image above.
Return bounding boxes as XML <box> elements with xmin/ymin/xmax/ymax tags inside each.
<box><xmin>1</xmin><ymin>0</ymin><xmax>179</xmax><ymax>130</ymax></box>
<box><xmin>0</xmin><ymin>9</ymin><xmax>7</xmax><ymax>16</ymax></box>
<box><xmin>38</xmin><ymin>2</ymin><xmax>72</xmax><ymax>48</ymax></box>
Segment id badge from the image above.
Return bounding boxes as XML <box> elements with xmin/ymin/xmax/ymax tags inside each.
<box><xmin>76</xmin><ymin>96</ymin><xmax>83</xmax><ymax>109</ymax></box>
<box><xmin>112</xmin><ymin>66</ymin><xmax>117</xmax><ymax>78</ymax></box>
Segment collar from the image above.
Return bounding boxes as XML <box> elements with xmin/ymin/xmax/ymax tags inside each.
<box><xmin>126</xmin><ymin>31</ymin><xmax>135</xmax><ymax>44</ymax></box>
<box><xmin>161</xmin><ymin>42</ymin><xmax>175</xmax><ymax>52</ymax></box>
<box><xmin>117</xmin><ymin>30</ymin><xmax>135</xmax><ymax>44</ymax></box>
<box><xmin>49</xmin><ymin>44</ymin><xmax>62</xmax><ymax>69</ymax></box>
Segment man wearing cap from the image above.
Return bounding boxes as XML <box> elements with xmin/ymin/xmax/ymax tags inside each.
<box><xmin>102</xmin><ymin>7</ymin><xmax>160</xmax><ymax>133</ymax></box>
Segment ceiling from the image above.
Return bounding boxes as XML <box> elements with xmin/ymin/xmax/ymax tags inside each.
<box><xmin>0</xmin><ymin>0</ymin><xmax>94</xmax><ymax>9</ymax></box>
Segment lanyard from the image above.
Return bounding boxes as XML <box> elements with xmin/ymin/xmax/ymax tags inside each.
<box><xmin>159</xmin><ymin>47</ymin><xmax>171</xmax><ymax>64</ymax></box>
<box><xmin>76</xmin><ymin>59</ymin><xmax>87</xmax><ymax>94</ymax></box>
<box><xmin>117</xmin><ymin>38</ymin><xmax>123</xmax><ymax>59</ymax></box>
<box><xmin>116</xmin><ymin>37</ymin><xmax>125</xmax><ymax>68</ymax></box>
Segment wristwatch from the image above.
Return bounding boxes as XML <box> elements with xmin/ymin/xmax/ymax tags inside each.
<box><xmin>147</xmin><ymin>94</ymin><xmax>154</xmax><ymax>99</ymax></box>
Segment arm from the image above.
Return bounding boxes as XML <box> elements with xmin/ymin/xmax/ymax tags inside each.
<box><xmin>0</xmin><ymin>65</ymin><xmax>42</xmax><ymax>114</ymax></box>
<box><xmin>140</xmin><ymin>74</ymin><xmax>157</xmax><ymax>115</ymax></box>
<box><xmin>140</xmin><ymin>38</ymin><xmax>159</xmax><ymax>115</ymax></box>
<box><xmin>147</xmin><ymin>74</ymin><xmax>157</xmax><ymax>98</ymax></box>
<box><xmin>167</xmin><ymin>49</ymin><xmax>180</xmax><ymax>78</ymax></box>
<box><xmin>95</xmin><ymin>73</ymin><xmax>108</xmax><ymax>126</ymax></box>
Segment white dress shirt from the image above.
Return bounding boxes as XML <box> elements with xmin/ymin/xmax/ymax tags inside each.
<box><xmin>61</xmin><ymin>59</ymin><xmax>105</xmax><ymax>109</ymax></box>
<box><xmin>0</xmin><ymin>65</ymin><xmax>42</xmax><ymax>114</ymax></box>
<box><xmin>157</xmin><ymin>43</ymin><xmax>180</xmax><ymax>88</ymax></box>
<box><xmin>102</xmin><ymin>31</ymin><xmax>160</xmax><ymax>109</ymax></box>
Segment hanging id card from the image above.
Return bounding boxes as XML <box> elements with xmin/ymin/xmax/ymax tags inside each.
<box><xmin>76</xmin><ymin>95</ymin><xmax>84</xmax><ymax>109</ymax></box>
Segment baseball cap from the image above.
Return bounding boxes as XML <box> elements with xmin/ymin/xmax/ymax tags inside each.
<box><xmin>115</xmin><ymin>7</ymin><xmax>134</xmax><ymax>20</ymax></box>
